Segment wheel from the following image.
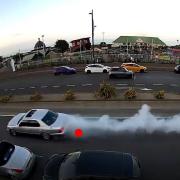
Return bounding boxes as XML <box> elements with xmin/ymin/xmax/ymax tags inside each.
<box><xmin>103</xmin><ymin>69</ymin><xmax>108</xmax><ymax>73</ymax></box>
<box><xmin>87</xmin><ymin>70</ymin><xmax>91</xmax><ymax>74</ymax></box>
<box><xmin>42</xmin><ymin>133</ymin><xmax>51</xmax><ymax>140</ymax></box>
<box><xmin>9</xmin><ymin>129</ymin><xmax>17</xmax><ymax>136</ymax></box>
<box><xmin>140</xmin><ymin>69</ymin><xmax>144</xmax><ymax>73</ymax></box>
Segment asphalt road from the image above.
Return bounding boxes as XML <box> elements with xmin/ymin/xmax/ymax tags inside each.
<box><xmin>1</xmin><ymin>115</ymin><xmax>180</xmax><ymax>180</ymax></box>
<box><xmin>0</xmin><ymin>71</ymin><xmax>179</xmax><ymax>95</ymax></box>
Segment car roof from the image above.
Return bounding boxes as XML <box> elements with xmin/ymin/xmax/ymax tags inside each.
<box><xmin>76</xmin><ymin>151</ymin><xmax>133</xmax><ymax>178</ymax></box>
<box><xmin>122</xmin><ymin>63</ymin><xmax>135</xmax><ymax>65</ymax></box>
<box><xmin>23</xmin><ymin>109</ymin><xmax>49</xmax><ymax>121</ymax></box>
<box><xmin>87</xmin><ymin>64</ymin><xmax>103</xmax><ymax>66</ymax></box>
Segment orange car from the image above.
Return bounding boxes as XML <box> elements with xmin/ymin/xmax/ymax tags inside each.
<box><xmin>121</xmin><ymin>63</ymin><xmax>147</xmax><ymax>73</ymax></box>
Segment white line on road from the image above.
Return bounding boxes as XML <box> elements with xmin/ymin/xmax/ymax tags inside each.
<box><xmin>19</xmin><ymin>87</ymin><xmax>25</xmax><ymax>90</ymax></box>
<box><xmin>116</xmin><ymin>84</ymin><xmax>128</xmax><ymax>86</ymax></box>
<box><xmin>10</xmin><ymin>89</ymin><xmax>15</xmax><ymax>91</ymax></box>
<box><xmin>82</xmin><ymin>84</ymin><xmax>93</xmax><ymax>86</ymax></box>
<box><xmin>41</xmin><ymin>86</ymin><xmax>48</xmax><ymax>88</ymax></box>
<box><xmin>170</xmin><ymin>84</ymin><xmax>178</xmax><ymax>87</ymax></box>
<box><xmin>67</xmin><ymin>84</ymin><xmax>76</xmax><ymax>87</ymax></box>
<box><xmin>52</xmin><ymin>85</ymin><xmax>60</xmax><ymax>88</ymax></box>
<box><xmin>140</xmin><ymin>88</ymin><xmax>153</xmax><ymax>91</ymax></box>
<box><xmin>152</xmin><ymin>84</ymin><xmax>164</xmax><ymax>86</ymax></box>
<box><xmin>30</xmin><ymin>86</ymin><xmax>36</xmax><ymax>89</ymax></box>
<box><xmin>115</xmin><ymin>87</ymin><xmax>129</xmax><ymax>90</ymax></box>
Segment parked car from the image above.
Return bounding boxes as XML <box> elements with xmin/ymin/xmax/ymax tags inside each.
<box><xmin>7</xmin><ymin>109</ymin><xmax>66</xmax><ymax>140</ymax></box>
<box><xmin>85</xmin><ymin>64</ymin><xmax>111</xmax><ymax>73</ymax></box>
<box><xmin>109</xmin><ymin>66</ymin><xmax>134</xmax><ymax>79</ymax></box>
<box><xmin>0</xmin><ymin>141</ymin><xmax>35</xmax><ymax>180</ymax></box>
<box><xmin>43</xmin><ymin>150</ymin><xmax>141</xmax><ymax>180</ymax></box>
<box><xmin>121</xmin><ymin>63</ymin><xmax>147</xmax><ymax>73</ymax></box>
<box><xmin>174</xmin><ymin>65</ymin><xmax>180</xmax><ymax>73</ymax></box>
<box><xmin>54</xmin><ymin>66</ymin><xmax>76</xmax><ymax>75</ymax></box>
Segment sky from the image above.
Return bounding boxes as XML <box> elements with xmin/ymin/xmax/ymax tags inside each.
<box><xmin>0</xmin><ymin>0</ymin><xmax>180</xmax><ymax>56</ymax></box>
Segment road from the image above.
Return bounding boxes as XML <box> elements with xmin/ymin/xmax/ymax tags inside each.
<box><xmin>0</xmin><ymin>71</ymin><xmax>179</xmax><ymax>95</ymax></box>
<box><xmin>1</xmin><ymin>114</ymin><xmax>180</xmax><ymax>180</ymax></box>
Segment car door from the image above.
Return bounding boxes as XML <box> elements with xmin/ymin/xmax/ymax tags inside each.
<box><xmin>95</xmin><ymin>65</ymin><xmax>103</xmax><ymax>73</ymax></box>
<box><xmin>133</xmin><ymin>64</ymin><xmax>140</xmax><ymax>72</ymax></box>
<box><xmin>126</xmin><ymin>64</ymin><xmax>134</xmax><ymax>72</ymax></box>
<box><xmin>18</xmin><ymin>120</ymin><xmax>41</xmax><ymax>134</ymax></box>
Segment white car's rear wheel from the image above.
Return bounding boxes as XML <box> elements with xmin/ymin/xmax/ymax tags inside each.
<box><xmin>9</xmin><ymin>129</ymin><xmax>17</xmax><ymax>136</ymax></box>
<box><xmin>42</xmin><ymin>133</ymin><xmax>51</xmax><ymax>140</ymax></box>
<box><xmin>103</xmin><ymin>69</ymin><xmax>107</xmax><ymax>73</ymax></box>
<box><xmin>87</xmin><ymin>70</ymin><xmax>91</xmax><ymax>74</ymax></box>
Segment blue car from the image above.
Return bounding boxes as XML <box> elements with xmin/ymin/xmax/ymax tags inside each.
<box><xmin>54</xmin><ymin>66</ymin><xmax>76</xmax><ymax>75</ymax></box>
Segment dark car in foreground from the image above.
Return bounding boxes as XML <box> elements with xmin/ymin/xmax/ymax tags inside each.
<box><xmin>109</xmin><ymin>66</ymin><xmax>134</xmax><ymax>79</ymax></box>
<box><xmin>174</xmin><ymin>65</ymin><xmax>180</xmax><ymax>73</ymax></box>
<box><xmin>54</xmin><ymin>66</ymin><xmax>76</xmax><ymax>75</ymax></box>
<box><xmin>43</xmin><ymin>150</ymin><xmax>141</xmax><ymax>180</ymax></box>
<box><xmin>0</xmin><ymin>141</ymin><xmax>35</xmax><ymax>180</ymax></box>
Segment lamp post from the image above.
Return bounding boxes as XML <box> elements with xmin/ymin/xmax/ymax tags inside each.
<box><xmin>41</xmin><ymin>35</ymin><xmax>46</xmax><ymax>58</ymax></box>
<box><xmin>89</xmin><ymin>9</ymin><xmax>95</xmax><ymax>63</ymax></box>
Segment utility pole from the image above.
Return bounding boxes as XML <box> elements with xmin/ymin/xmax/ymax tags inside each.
<box><xmin>89</xmin><ymin>9</ymin><xmax>95</xmax><ymax>63</ymax></box>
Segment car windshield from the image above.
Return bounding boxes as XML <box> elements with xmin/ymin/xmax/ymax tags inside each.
<box><xmin>0</xmin><ymin>142</ymin><xmax>15</xmax><ymax>166</ymax></box>
<box><xmin>41</xmin><ymin>111</ymin><xmax>58</xmax><ymax>126</ymax></box>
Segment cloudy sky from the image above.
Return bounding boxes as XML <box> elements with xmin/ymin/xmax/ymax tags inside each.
<box><xmin>0</xmin><ymin>0</ymin><xmax>179</xmax><ymax>56</ymax></box>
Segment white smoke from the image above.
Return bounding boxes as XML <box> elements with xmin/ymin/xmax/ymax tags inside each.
<box><xmin>59</xmin><ymin>104</ymin><xmax>180</xmax><ymax>137</ymax></box>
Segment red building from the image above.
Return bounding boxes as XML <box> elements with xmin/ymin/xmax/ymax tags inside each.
<box><xmin>70</xmin><ymin>37</ymin><xmax>91</xmax><ymax>52</ymax></box>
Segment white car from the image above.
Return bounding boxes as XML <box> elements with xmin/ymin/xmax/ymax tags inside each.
<box><xmin>7</xmin><ymin>109</ymin><xmax>68</xmax><ymax>140</ymax></box>
<box><xmin>85</xmin><ymin>64</ymin><xmax>111</xmax><ymax>73</ymax></box>
<box><xmin>0</xmin><ymin>141</ymin><xmax>35</xmax><ymax>180</ymax></box>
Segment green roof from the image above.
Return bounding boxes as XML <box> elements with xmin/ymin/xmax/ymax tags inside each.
<box><xmin>113</xmin><ymin>36</ymin><xmax>166</xmax><ymax>46</ymax></box>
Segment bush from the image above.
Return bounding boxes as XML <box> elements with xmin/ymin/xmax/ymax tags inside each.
<box><xmin>64</xmin><ymin>90</ymin><xmax>75</xmax><ymax>101</ymax></box>
<box><xmin>30</xmin><ymin>92</ymin><xmax>43</xmax><ymax>101</ymax></box>
<box><xmin>96</xmin><ymin>82</ymin><xmax>116</xmax><ymax>99</ymax></box>
<box><xmin>124</xmin><ymin>88</ymin><xmax>136</xmax><ymax>100</ymax></box>
<box><xmin>154</xmin><ymin>90</ymin><xmax>165</xmax><ymax>99</ymax></box>
<box><xmin>0</xmin><ymin>94</ymin><xmax>12</xmax><ymax>103</ymax></box>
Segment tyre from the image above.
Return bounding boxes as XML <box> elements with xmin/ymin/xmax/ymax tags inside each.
<box><xmin>9</xmin><ymin>129</ymin><xmax>17</xmax><ymax>136</ymax></box>
<box><xmin>87</xmin><ymin>70</ymin><xmax>91</xmax><ymax>74</ymax></box>
<box><xmin>140</xmin><ymin>69</ymin><xmax>144</xmax><ymax>73</ymax></box>
<box><xmin>42</xmin><ymin>133</ymin><xmax>51</xmax><ymax>140</ymax></box>
<box><xmin>103</xmin><ymin>69</ymin><xmax>108</xmax><ymax>73</ymax></box>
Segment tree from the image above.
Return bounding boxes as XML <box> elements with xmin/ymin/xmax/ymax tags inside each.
<box><xmin>55</xmin><ymin>40</ymin><xmax>69</xmax><ymax>53</ymax></box>
<box><xmin>0</xmin><ymin>56</ymin><xmax>3</xmax><ymax>62</ymax></box>
<box><xmin>12</xmin><ymin>53</ymin><xmax>24</xmax><ymax>64</ymax></box>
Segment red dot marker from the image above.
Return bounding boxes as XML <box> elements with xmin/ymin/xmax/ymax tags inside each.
<box><xmin>74</xmin><ymin>128</ymin><xmax>83</xmax><ymax>138</ymax></box>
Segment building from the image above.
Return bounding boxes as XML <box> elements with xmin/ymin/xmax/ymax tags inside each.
<box><xmin>70</xmin><ymin>37</ymin><xmax>91</xmax><ymax>52</ymax></box>
<box><xmin>113</xmin><ymin>36</ymin><xmax>166</xmax><ymax>47</ymax></box>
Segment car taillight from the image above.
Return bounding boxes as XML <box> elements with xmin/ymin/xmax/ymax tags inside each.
<box><xmin>58</xmin><ymin>127</ymin><xmax>64</xmax><ymax>133</ymax></box>
<box><xmin>12</xmin><ymin>168</ymin><xmax>23</xmax><ymax>173</ymax></box>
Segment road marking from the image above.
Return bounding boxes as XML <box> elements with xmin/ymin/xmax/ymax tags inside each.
<box><xmin>116</xmin><ymin>87</ymin><xmax>129</xmax><ymax>90</ymax></box>
<box><xmin>10</xmin><ymin>88</ymin><xmax>15</xmax><ymax>91</ymax></box>
<box><xmin>30</xmin><ymin>86</ymin><xmax>36</xmax><ymax>89</ymax></box>
<box><xmin>170</xmin><ymin>84</ymin><xmax>178</xmax><ymax>87</ymax></box>
<box><xmin>41</xmin><ymin>85</ymin><xmax>48</xmax><ymax>88</ymax></box>
<box><xmin>135</xmin><ymin>84</ymin><xmax>144</xmax><ymax>86</ymax></box>
<box><xmin>152</xmin><ymin>84</ymin><xmax>164</xmax><ymax>86</ymax></box>
<box><xmin>67</xmin><ymin>84</ymin><xmax>76</xmax><ymax>87</ymax></box>
<box><xmin>82</xmin><ymin>84</ymin><xmax>93</xmax><ymax>86</ymax></box>
<box><xmin>52</xmin><ymin>85</ymin><xmax>60</xmax><ymax>88</ymax></box>
<box><xmin>19</xmin><ymin>87</ymin><xmax>25</xmax><ymax>90</ymax></box>
<box><xmin>116</xmin><ymin>84</ymin><xmax>128</xmax><ymax>86</ymax></box>
<box><xmin>141</xmin><ymin>88</ymin><xmax>153</xmax><ymax>91</ymax></box>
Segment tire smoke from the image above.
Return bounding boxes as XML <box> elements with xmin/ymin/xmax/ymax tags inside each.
<box><xmin>59</xmin><ymin>104</ymin><xmax>180</xmax><ymax>137</ymax></box>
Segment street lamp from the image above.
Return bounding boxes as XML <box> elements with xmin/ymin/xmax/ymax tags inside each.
<box><xmin>89</xmin><ymin>9</ymin><xmax>95</xmax><ymax>63</ymax></box>
<box><xmin>41</xmin><ymin>35</ymin><xmax>46</xmax><ymax>58</ymax></box>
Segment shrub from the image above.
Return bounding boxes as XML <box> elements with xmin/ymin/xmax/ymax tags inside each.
<box><xmin>124</xmin><ymin>88</ymin><xmax>136</xmax><ymax>100</ymax></box>
<box><xmin>30</xmin><ymin>92</ymin><xmax>43</xmax><ymax>101</ymax></box>
<box><xmin>96</xmin><ymin>82</ymin><xmax>116</xmax><ymax>99</ymax></box>
<box><xmin>64</xmin><ymin>90</ymin><xmax>75</xmax><ymax>101</ymax></box>
<box><xmin>0</xmin><ymin>94</ymin><xmax>12</xmax><ymax>103</ymax></box>
<box><xmin>154</xmin><ymin>90</ymin><xmax>165</xmax><ymax>99</ymax></box>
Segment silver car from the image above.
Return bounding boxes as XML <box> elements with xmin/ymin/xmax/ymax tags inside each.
<box><xmin>7</xmin><ymin>109</ymin><xmax>66</xmax><ymax>140</ymax></box>
<box><xmin>0</xmin><ymin>141</ymin><xmax>35</xmax><ymax>180</ymax></box>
